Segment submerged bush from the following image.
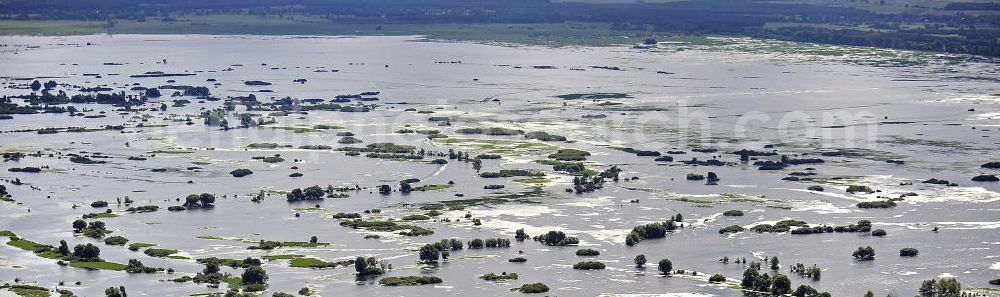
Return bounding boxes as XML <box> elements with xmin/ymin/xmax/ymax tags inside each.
<box><xmin>722</xmin><ymin>210</ymin><xmax>744</xmax><ymax>216</ymax></box>
<box><xmin>899</xmin><ymin>247</ymin><xmax>919</xmax><ymax>257</ymax></box>
<box><xmin>573</xmin><ymin>261</ymin><xmax>606</xmax><ymax>270</ymax></box>
<box><xmin>719</xmin><ymin>225</ymin><xmax>745</xmax><ymax>234</ymax></box>
<box><xmin>516</xmin><ymin>283</ymin><xmax>550</xmax><ymax>293</ymax></box>
<box><xmin>709</xmin><ymin>274</ymin><xmax>727</xmax><ymax>283</ymax></box>
<box><xmin>230</xmin><ymin>169</ymin><xmax>254</xmax><ymax>177</ymax></box>
<box><xmin>378</xmin><ymin>276</ymin><xmax>442</xmax><ymax>286</ymax></box>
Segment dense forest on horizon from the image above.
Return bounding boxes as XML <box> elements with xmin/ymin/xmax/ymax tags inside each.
<box><xmin>0</xmin><ymin>0</ymin><xmax>997</xmax><ymax>57</ymax></box>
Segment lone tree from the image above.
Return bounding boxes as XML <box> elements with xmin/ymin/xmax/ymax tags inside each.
<box><xmin>634</xmin><ymin>254</ymin><xmax>647</xmax><ymax>268</ymax></box>
<box><xmin>657</xmin><ymin>259</ymin><xmax>673</xmax><ymax>275</ymax></box>
<box><xmin>58</xmin><ymin>240</ymin><xmax>70</xmax><ymax>255</ymax></box>
<box><xmin>72</xmin><ymin>219</ymin><xmax>87</xmax><ymax>231</ymax></box>
<box><xmin>418</xmin><ymin>244</ymin><xmax>440</xmax><ymax>263</ymax></box>
<box><xmin>241</xmin><ymin>266</ymin><xmax>268</xmax><ymax>285</ymax></box>
<box><xmin>852</xmin><ymin>246</ymin><xmax>875</xmax><ymax>261</ymax></box>
<box><xmin>770</xmin><ymin>274</ymin><xmax>791</xmax><ymax>295</ymax></box>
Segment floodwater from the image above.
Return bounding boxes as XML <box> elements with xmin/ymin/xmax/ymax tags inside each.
<box><xmin>0</xmin><ymin>34</ymin><xmax>997</xmax><ymax>297</ymax></box>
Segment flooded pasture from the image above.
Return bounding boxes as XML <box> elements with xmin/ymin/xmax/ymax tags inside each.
<box><xmin>0</xmin><ymin>35</ymin><xmax>997</xmax><ymax>297</ymax></box>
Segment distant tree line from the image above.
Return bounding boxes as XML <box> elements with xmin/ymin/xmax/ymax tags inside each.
<box><xmin>0</xmin><ymin>0</ymin><xmax>996</xmax><ymax>56</ymax></box>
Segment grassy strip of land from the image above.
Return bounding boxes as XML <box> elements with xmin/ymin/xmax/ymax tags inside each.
<box><xmin>144</xmin><ymin>248</ymin><xmax>180</xmax><ymax>258</ymax></box>
<box><xmin>261</xmin><ymin>254</ymin><xmax>303</xmax><ymax>260</ymax></box>
<box><xmin>67</xmin><ymin>261</ymin><xmax>128</xmax><ymax>271</ymax></box>
<box><xmin>3</xmin><ymin>232</ymin><xmax>128</xmax><ymax>271</ymax></box>
<box><xmin>1</xmin><ymin>284</ymin><xmax>52</xmax><ymax>297</ymax></box>
<box><xmin>127</xmin><ymin>242</ymin><xmax>156</xmax><ymax>251</ymax></box>
<box><xmin>288</xmin><ymin>257</ymin><xmax>350</xmax><ymax>268</ymax></box>
<box><xmin>413</xmin><ymin>184</ymin><xmax>454</xmax><ymax>191</ymax></box>
<box><xmin>379</xmin><ymin>276</ymin><xmax>443</xmax><ymax>286</ymax></box>
<box><xmin>0</xmin><ymin>16</ymin><xmax>718</xmax><ymax>47</ymax></box>
<box><xmin>82</xmin><ymin>212</ymin><xmax>119</xmax><ymax>219</ymax></box>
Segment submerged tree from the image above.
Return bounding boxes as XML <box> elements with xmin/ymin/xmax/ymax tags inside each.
<box><xmin>852</xmin><ymin>246</ymin><xmax>875</xmax><ymax>261</ymax></box>
<box><xmin>355</xmin><ymin>256</ymin><xmax>386</xmax><ymax>275</ymax></box>
<box><xmin>657</xmin><ymin>259</ymin><xmax>672</xmax><ymax>275</ymax></box>
<box><xmin>241</xmin><ymin>266</ymin><xmax>268</xmax><ymax>285</ymax></box>
<box><xmin>104</xmin><ymin>286</ymin><xmax>126</xmax><ymax>297</ymax></box>
<box><xmin>634</xmin><ymin>254</ymin><xmax>647</xmax><ymax>268</ymax></box>
<box><xmin>418</xmin><ymin>244</ymin><xmax>440</xmax><ymax>263</ymax></box>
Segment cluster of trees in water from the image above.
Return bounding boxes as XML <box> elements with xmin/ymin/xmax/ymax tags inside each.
<box><xmin>186</xmin><ymin>257</ymin><xmax>269</xmax><ymax>292</ymax></box>
<box><xmin>625</xmin><ymin>214</ymin><xmax>683</xmax><ymax>246</ymax></box>
<box><xmin>1</xmin><ymin>0</ymin><xmax>997</xmax><ymax>56</ymax></box>
<box><xmin>570</xmin><ymin>165</ymin><xmax>622</xmax><ymax>194</ymax></box>
<box><xmin>721</xmin><ymin>219</ymin><xmax>876</xmax><ymax>235</ymax></box>
<box><xmin>740</xmin><ymin>262</ymin><xmax>830</xmax><ymax>297</ymax></box>
<box><xmin>532</xmin><ymin>230</ymin><xmax>579</xmax><ymax>246</ymax></box>
<box><xmin>72</xmin><ymin>219</ymin><xmax>110</xmax><ymax>238</ymax></box>
<box><xmin>354</xmin><ymin>256</ymin><xmax>388</xmax><ymax>276</ymax></box>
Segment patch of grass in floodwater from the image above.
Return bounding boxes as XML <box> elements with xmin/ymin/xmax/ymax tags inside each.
<box><xmin>68</xmin><ymin>261</ymin><xmax>128</xmax><ymax>271</ymax></box>
<box><xmin>224</xmin><ymin>277</ymin><xmax>242</xmax><ymax>290</ymax></box>
<box><xmin>280</xmin><ymin>241</ymin><xmax>330</xmax><ymax>247</ymax></box>
<box><xmin>339</xmin><ymin>219</ymin><xmax>434</xmax><ymax>236</ymax></box>
<box><xmin>4</xmin><ymin>232</ymin><xmax>129</xmax><ymax>270</ymax></box>
<box><xmin>432</xmin><ymin>137</ymin><xmax>559</xmax><ymax>156</ymax></box>
<box><xmin>515</xmin><ymin>177</ymin><xmax>550</xmax><ymax>184</ymax></box>
<box><xmin>144</xmin><ymin>248</ymin><xmax>180</xmax><ymax>258</ymax></box>
<box><xmin>2</xmin><ymin>284</ymin><xmax>51</xmax><ymax>297</ymax></box>
<box><xmin>288</xmin><ymin>257</ymin><xmax>349</xmax><ymax>268</ymax></box>
<box><xmin>672</xmin><ymin>197</ymin><xmax>715</xmax><ymax>204</ymax></box>
<box><xmin>556</xmin><ymin>92</ymin><xmax>631</xmax><ymax>100</ymax></box>
<box><xmin>83</xmin><ymin>212</ymin><xmax>119</xmax><ymax>219</ymax></box>
<box><xmin>128</xmin><ymin>242</ymin><xmax>156</xmax><ymax>251</ymax></box>
<box><xmin>6</xmin><ymin>238</ymin><xmax>44</xmax><ymax>251</ymax></box>
<box><xmin>413</xmin><ymin>184</ymin><xmax>454</xmax><ymax>191</ymax></box>
<box><xmin>313</xmin><ymin>124</ymin><xmax>342</xmax><ymax>130</ymax></box>
<box><xmin>196</xmin><ymin>236</ymin><xmax>226</xmax><ymax>240</ymax></box>
<box><xmin>147</xmin><ymin>150</ymin><xmax>194</xmax><ymax>154</ymax></box>
<box><xmin>262</xmin><ymin>254</ymin><xmax>303</xmax><ymax>261</ymax></box>
<box><xmin>268</xmin><ymin>126</ymin><xmax>323</xmax><ymax>133</ymax></box>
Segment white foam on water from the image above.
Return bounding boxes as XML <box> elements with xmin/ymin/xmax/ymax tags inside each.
<box><xmin>466</xmin><ymin>204</ymin><xmax>559</xmax><ymax>218</ymax></box>
<box><xmin>789</xmin><ymin>200</ymin><xmax>854</xmax><ymax>214</ymax></box>
<box><xmin>688</xmin><ymin>213</ymin><xmax>723</xmax><ymax>228</ymax></box>
<box><xmin>745</xmin><ymin>217</ymin><xmax>795</xmax><ymax>228</ymax></box>
<box><xmin>780</xmin><ymin>188</ymin><xmax>869</xmax><ymax>202</ymax></box>
<box><xmin>876</xmin><ymin>221</ymin><xmax>1000</xmax><ymax>230</ymax></box>
<box><xmin>599</xmin><ymin>294</ymin><xmax>715</xmax><ymax>297</ymax></box>
<box><xmin>561</xmin><ymin>196</ymin><xmax>616</xmax><ymax>208</ymax></box>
